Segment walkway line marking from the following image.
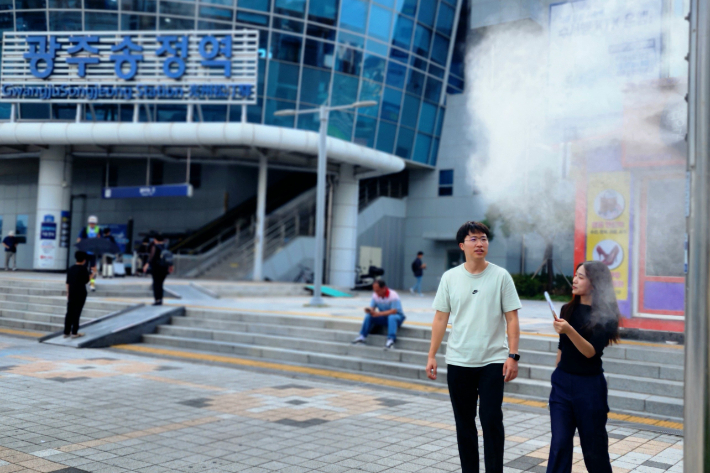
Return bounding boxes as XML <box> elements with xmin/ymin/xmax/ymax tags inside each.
<box><xmin>0</xmin><ymin>327</ymin><xmax>45</xmax><ymax>338</ymax></box>
<box><xmin>113</xmin><ymin>344</ymin><xmax>683</xmax><ymax>431</ymax></box>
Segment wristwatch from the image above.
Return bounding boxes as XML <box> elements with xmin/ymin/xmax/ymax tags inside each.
<box><xmin>509</xmin><ymin>353</ymin><xmax>520</xmax><ymax>361</ymax></box>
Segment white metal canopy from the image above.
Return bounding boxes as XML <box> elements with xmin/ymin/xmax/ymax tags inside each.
<box><xmin>0</xmin><ymin>122</ymin><xmax>405</xmax><ymax>174</ymax></box>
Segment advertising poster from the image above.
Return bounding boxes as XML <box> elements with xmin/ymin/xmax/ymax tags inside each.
<box><xmin>586</xmin><ymin>172</ymin><xmax>631</xmax><ymax>301</ymax></box>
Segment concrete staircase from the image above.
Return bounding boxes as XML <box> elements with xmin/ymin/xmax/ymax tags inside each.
<box><xmin>0</xmin><ymin>291</ymin><xmax>135</xmax><ymax>333</ymax></box>
<box><xmin>0</xmin><ymin>277</ymin><xmax>156</xmax><ymax>299</ymax></box>
<box><xmin>142</xmin><ymin>308</ymin><xmax>685</xmax><ymax>420</ymax></box>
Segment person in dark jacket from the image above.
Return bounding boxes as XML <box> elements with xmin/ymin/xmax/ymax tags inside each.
<box><xmin>64</xmin><ymin>251</ymin><xmax>90</xmax><ymax>338</ymax></box>
<box><xmin>409</xmin><ymin>251</ymin><xmax>426</xmax><ymax>296</ymax></box>
<box><xmin>3</xmin><ymin>231</ymin><xmax>17</xmax><ymax>271</ymax></box>
<box><xmin>143</xmin><ymin>234</ymin><xmax>173</xmax><ymax>305</ymax></box>
<box><xmin>546</xmin><ymin>261</ymin><xmax>620</xmax><ymax>473</ymax></box>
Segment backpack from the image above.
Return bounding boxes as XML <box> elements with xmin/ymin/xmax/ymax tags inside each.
<box><xmin>411</xmin><ymin>259</ymin><xmax>419</xmax><ymax>273</ymax></box>
<box><xmin>156</xmin><ymin>245</ymin><xmax>174</xmax><ymax>268</ymax></box>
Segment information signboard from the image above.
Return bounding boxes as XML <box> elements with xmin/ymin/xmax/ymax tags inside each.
<box><xmin>0</xmin><ymin>30</ymin><xmax>258</xmax><ymax>104</ymax></box>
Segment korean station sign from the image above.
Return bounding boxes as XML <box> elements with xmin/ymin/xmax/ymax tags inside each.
<box><xmin>0</xmin><ymin>30</ymin><xmax>258</xmax><ymax>104</ymax></box>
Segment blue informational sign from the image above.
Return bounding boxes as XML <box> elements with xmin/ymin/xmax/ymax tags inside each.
<box><xmin>0</xmin><ymin>31</ymin><xmax>258</xmax><ymax>105</ymax></box>
<box><xmin>104</xmin><ymin>224</ymin><xmax>129</xmax><ymax>253</ymax></box>
<box><xmin>102</xmin><ymin>184</ymin><xmax>193</xmax><ymax>199</ymax></box>
<box><xmin>40</xmin><ymin>214</ymin><xmax>57</xmax><ymax>240</ymax></box>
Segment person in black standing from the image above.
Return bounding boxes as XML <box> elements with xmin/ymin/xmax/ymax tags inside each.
<box><xmin>546</xmin><ymin>261</ymin><xmax>620</xmax><ymax>473</ymax></box>
<box><xmin>64</xmin><ymin>251</ymin><xmax>90</xmax><ymax>339</ymax></box>
<box><xmin>143</xmin><ymin>234</ymin><xmax>173</xmax><ymax>306</ymax></box>
<box><xmin>409</xmin><ymin>251</ymin><xmax>426</xmax><ymax>296</ymax></box>
<box><xmin>3</xmin><ymin>231</ymin><xmax>17</xmax><ymax>271</ymax></box>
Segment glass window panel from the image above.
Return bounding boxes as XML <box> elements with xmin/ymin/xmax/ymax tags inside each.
<box><xmin>400</xmin><ymin>93</ymin><xmax>419</xmax><ymax>128</ymax></box>
<box><xmin>274</xmin><ymin>0</ymin><xmax>305</xmax><ymax>18</ymax></box>
<box><xmin>236</xmin><ymin>10</ymin><xmax>269</xmax><ymax>26</ymax></box>
<box><xmin>392</xmin><ymin>16</ymin><xmax>412</xmax><ymax>50</ymax></box>
<box><xmin>395</xmin><ymin>0</ymin><xmax>416</xmax><ymax>16</ymax></box>
<box><xmin>15</xmin><ymin>215</ymin><xmax>29</xmax><ymax>239</ymax></box>
<box><xmin>121</xmin><ymin>13</ymin><xmax>156</xmax><ymax>30</ymax></box>
<box><xmin>304</xmin><ymin>39</ymin><xmax>334</xmax><ymax>69</ymax></box>
<box><xmin>238</xmin><ymin>0</ymin><xmax>268</xmax><ymax>11</ymax></box>
<box><xmin>273</xmin><ymin>16</ymin><xmax>303</xmax><ymax>32</ymax></box>
<box><xmin>85</xmin><ymin>0</ymin><xmax>118</xmax><ymax>9</ymax></box>
<box><xmin>363</xmin><ymin>54</ymin><xmax>385</xmax><ymax>83</ymax></box>
<box><xmin>439</xmin><ymin>169</ymin><xmax>453</xmax><ymax>185</ymax></box>
<box><xmin>267</xmin><ymin>61</ymin><xmax>299</xmax><ymax>101</ymax></box>
<box><xmin>448</xmin><ymin>75</ymin><xmax>464</xmax><ymax>90</ymax></box>
<box><xmin>339</xmin><ymin>0</ymin><xmax>366</xmax><ymax>34</ymax></box>
<box><xmin>300</xmin><ymin>66</ymin><xmax>331</xmax><ymax>105</ymax></box>
<box><xmin>390</xmin><ymin>47</ymin><xmax>408</xmax><ymax>64</ymax></box>
<box><xmin>413</xmin><ymin>24</ymin><xmax>431</xmax><ymax>57</ymax></box>
<box><xmin>328</xmin><ymin>110</ymin><xmax>353</xmax><ymax>140</ymax></box>
<box><xmin>386</xmin><ymin>61</ymin><xmax>406</xmax><ymax>89</ymax></box>
<box><xmin>435</xmin><ymin>106</ymin><xmax>444</xmax><ymax>135</ymax></box>
<box><xmin>411</xmin><ymin>56</ymin><xmax>426</xmax><ymax>71</ymax></box>
<box><xmin>16</xmin><ymin>0</ymin><xmax>44</xmax><ymax>8</ymax></box>
<box><xmin>354</xmin><ymin>114</ymin><xmax>376</xmax><ymax>147</ymax></box>
<box><xmin>247</xmin><ymin>97</ymin><xmax>264</xmax><ymax>123</ymax></box>
<box><xmin>395</xmin><ymin>127</ymin><xmax>414</xmax><ymax>159</ymax></box>
<box><xmin>429</xmin><ymin>63</ymin><xmax>444</xmax><ymax>77</ymax></box>
<box><xmin>373</xmin><ymin>0</ymin><xmax>393</xmax><ymax>8</ymax></box>
<box><xmin>430</xmin><ymin>137</ymin><xmax>440</xmax><ymax>165</ymax></box>
<box><xmin>424</xmin><ymin>76</ymin><xmax>441</xmax><ymax>102</ymax></box>
<box><xmin>121</xmin><ymin>0</ymin><xmax>155</xmax><ymax>12</ymax></box>
<box><xmin>418</xmin><ymin>100</ymin><xmax>435</xmax><ymax>133</ymax></box>
<box><xmin>0</xmin><ymin>12</ymin><xmax>12</xmax><ymax>30</ymax></box>
<box><xmin>338</xmin><ymin>31</ymin><xmax>364</xmax><ymax>48</ymax></box>
<box><xmin>406</xmin><ymin>69</ymin><xmax>424</xmax><ymax>96</ymax></box>
<box><xmin>413</xmin><ymin>133</ymin><xmax>432</xmax><ymax>163</ymax></box>
<box><xmin>159</xmin><ymin>16</ymin><xmax>194</xmax><ymax>29</ymax></box>
<box><xmin>202</xmin><ymin>0</ymin><xmax>232</xmax><ymax>6</ymax></box>
<box><xmin>431</xmin><ymin>33</ymin><xmax>449</xmax><ymax>65</ymax></box>
<box><xmin>308</xmin><ymin>0</ymin><xmax>337</xmax><ymax>25</ymax></box>
<box><xmin>381</xmin><ymin>87</ymin><xmax>401</xmax><ymax>122</ymax></box>
<box><xmin>50</xmin><ymin>11</ymin><xmax>81</xmax><ymax>30</ymax></box>
<box><xmin>376</xmin><ymin>121</ymin><xmax>396</xmax><ymax>153</ymax></box>
<box><xmin>331</xmin><ymin>72</ymin><xmax>358</xmax><ymax>106</ymax></box>
<box><xmin>16</xmin><ymin>11</ymin><xmax>45</xmax><ymax>31</ymax></box>
<box><xmin>297</xmin><ymin>112</ymin><xmax>319</xmax><ymax>131</ymax></box>
<box><xmin>358</xmin><ymin>79</ymin><xmax>381</xmax><ymax>116</ymax></box>
<box><xmin>52</xmin><ymin>104</ymin><xmax>76</xmax><ymax>120</ymax></box>
<box><xmin>88</xmin><ymin>104</ymin><xmax>118</xmax><ymax>122</ymax></box>
<box><xmin>307</xmin><ymin>23</ymin><xmax>335</xmax><ymax>40</ymax></box>
<box><xmin>436</xmin><ymin>3</ymin><xmax>454</xmax><ymax>36</ymax></box>
<box><xmin>417</xmin><ymin>0</ymin><xmax>435</xmax><ymax>27</ymax></box>
<box><xmin>161</xmin><ymin>1</ymin><xmax>194</xmax><ymax>16</ymax></box>
<box><xmin>20</xmin><ymin>103</ymin><xmax>49</xmax><ymax>119</ymax></box>
<box><xmin>0</xmin><ymin>0</ymin><xmax>12</xmax><ymax>10</ymax></box>
<box><xmin>257</xmin><ymin>58</ymin><xmax>265</xmax><ymax>95</ymax></box>
<box><xmin>265</xmin><ymin>98</ymin><xmax>295</xmax><ymax>126</ymax></box>
<box><xmin>438</xmin><ymin>186</ymin><xmax>453</xmax><ymax>196</ymax></box>
<box><xmin>199</xmin><ymin>5</ymin><xmax>232</xmax><ymax>20</ymax></box>
<box><xmin>85</xmin><ymin>12</ymin><xmax>118</xmax><ymax>30</ymax></box>
<box><xmin>270</xmin><ymin>32</ymin><xmax>302</xmax><ymax>63</ymax></box>
<box><xmin>366</xmin><ymin>39</ymin><xmax>388</xmax><ymax>56</ymax></box>
<box><xmin>368</xmin><ymin>5</ymin><xmax>392</xmax><ymax>41</ymax></box>
<box><xmin>155</xmin><ymin>105</ymin><xmax>185</xmax><ymax>122</ymax></box>
<box><xmin>199</xmin><ymin>20</ymin><xmax>232</xmax><ymax>29</ymax></box>
<box><xmin>201</xmin><ymin>105</ymin><xmax>228</xmax><ymax>122</ymax></box>
<box><xmin>334</xmin><ymin>45</ymin><xmax>361</xmax><ymax>76</ymax></box>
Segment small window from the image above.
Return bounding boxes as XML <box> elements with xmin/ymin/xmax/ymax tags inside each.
<box><xmin>15</xmin><ymin>215</ymin><xmax>28</xmax><ymax>244</ymax></box>
<box><xmin>150</xmin><ymin>160</ymin><xmax>164</xmax><ymax>186</ymax></box>
<box><xmin>438</xmin><ymin>169</ymin><xmax>453</xmax><ymax>196</ymax></box>
<box><xmin>189</xmin><ymin>163</ymin><xmax>202</xmax><ymax>189</ymax></box>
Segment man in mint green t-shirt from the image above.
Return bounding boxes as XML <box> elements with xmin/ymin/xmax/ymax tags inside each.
<box><xmin>426</xmin><ymin>221</ymin><xmax>521</xmax><ymax>473</ymax></box>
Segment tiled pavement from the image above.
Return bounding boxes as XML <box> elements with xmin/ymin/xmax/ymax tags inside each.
<box><xmin>0</xmin><ymin>335</ymin><xmax>683</xmax><ymax>473</ymax></box>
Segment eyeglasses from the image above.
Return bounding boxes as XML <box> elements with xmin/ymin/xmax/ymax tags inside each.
<box><xmin>466</xmin><ymin>237</ymin><xmax>488</xmax><ymax>244</ymax></box>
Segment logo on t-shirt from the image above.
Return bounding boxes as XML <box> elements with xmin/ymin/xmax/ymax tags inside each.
<box><xmin>472</xmin><ymin>290</ymin><xmax>478</xmax><ymax>295</ymax></box>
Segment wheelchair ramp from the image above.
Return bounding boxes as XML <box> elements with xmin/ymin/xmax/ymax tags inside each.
<box><xmin>41</xmin><ymin>304</ymin><xmax>184</xmax><ymax>349</ymax></box>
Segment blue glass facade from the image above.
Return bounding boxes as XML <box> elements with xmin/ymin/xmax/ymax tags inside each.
<box><xmin>0</xmin><ymin>0</ymin><xmax>466</xmax><ymax>165</ymax></box>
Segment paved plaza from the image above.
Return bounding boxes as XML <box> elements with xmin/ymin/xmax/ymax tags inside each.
<box><xmin>0</xmin><ymin>333</ymin><xmax>683</xmax><ymax>473</ymax></box>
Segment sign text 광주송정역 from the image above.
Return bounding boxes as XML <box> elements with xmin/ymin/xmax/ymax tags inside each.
<box><xmin>0</xmin><ymin>31</ymin><xmax>258</xmax><ymax>104</ymax></box>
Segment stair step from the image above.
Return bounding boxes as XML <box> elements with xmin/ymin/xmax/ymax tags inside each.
<box><xmin>0</xmin><ymin>309</ymin><xmax>97</xmax><ymax>325</ymax></box>
<box><xmin>0</xmin><ymin>316</ymin><xmax>60</xmax><ymax>332</ymax></box>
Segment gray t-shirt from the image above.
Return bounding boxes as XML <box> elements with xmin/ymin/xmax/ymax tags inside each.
<box><xmin>432</xmin><ymin>262</ymin><xmax>522</xmax><ymax>367</ymax></box>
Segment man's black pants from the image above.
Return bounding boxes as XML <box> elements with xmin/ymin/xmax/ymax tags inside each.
<box><xmin>447</xmin><ymin>363</ymin><xmax>505</xmax><ymax>473</ymax></box>
<box><xmin>152</xmin><ymin>269</ymin><xmax>168</xmax><ymax>302</ymax></box>
<box><xmin>64</xmin><ymin>294</ymin><xmax>87</xmax><ymax>336</ymax></box>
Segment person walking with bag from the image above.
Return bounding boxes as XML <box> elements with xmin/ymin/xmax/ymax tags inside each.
<box><xmin>143</xmin><ymin>234</ymin><xmax>173</xmax><ymax>306</ymax></box>
<box><xmin>426</xmin><ymin>221</ymin><xmax>522</xmax><ymax>473</ymax></box>
<box><xmin>64</xmin><ymin>251</ymin><xmax>90</xmax><ymax>339</ymax></box>
<box><xmin>546</xmin><ymin>261</ymin><xmax>620</xmax><ymax>473</ymax></box>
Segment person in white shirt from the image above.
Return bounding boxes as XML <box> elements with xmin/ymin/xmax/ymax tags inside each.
<box><xmin>426</xmin><ymin>221</ymin><xmax>522</xmax><ymax>473</ymax></box>
<box><xmin>351</xmin><ymin>280</ymin><xmax>406</xmax><ymax>350</ymax></box>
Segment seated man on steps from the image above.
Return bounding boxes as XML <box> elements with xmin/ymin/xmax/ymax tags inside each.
<box><xmin>352</xmin><ymin>280</ymin><xmax>406</xmax><ymax>350</ymax></box>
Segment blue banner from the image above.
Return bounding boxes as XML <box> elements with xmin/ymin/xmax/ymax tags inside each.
<box><xmin>102</xmin><ymin>184</ymin><xmax>193</xmax><ymax>199</ymax></box>
<box><xmin>104</xmin><ymin>224</ymin><xmax>129</xmax><ymax>253</ymax></box>
<box><xmin>40</xmin><ymin>214</ymin><xmax>56</xmax><ymax>240</ymax></box>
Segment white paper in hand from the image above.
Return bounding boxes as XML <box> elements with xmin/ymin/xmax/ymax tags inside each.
<box><xmin>544</xmin><ymin>291</ymin><xmax>557</xmax><ymax>319</ymax></box>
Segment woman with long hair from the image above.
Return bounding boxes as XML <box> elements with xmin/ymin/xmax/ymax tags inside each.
<box><xmin>546</xmin><ymin>261</ymin><xmax>620</xmax><ymax>473</ymax></box>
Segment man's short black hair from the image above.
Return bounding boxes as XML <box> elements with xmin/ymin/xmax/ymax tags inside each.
<box><xmin>417</xmin><ymin>251</ymin><xmax>423</xmax><ymax>256</ymax></box>
<box><xmin>75</xmin><ymin>251</ymin><xmax>88</xmax><ymax>263</ymax></box>
<box><xmin>456</xmin><ymin>221</ymin><xmax>491</xmax><ymax>245</ymax></box>
<box><xmin>102</xmin><ymin>227</ymin><xmax>111</xmax><ymax>235</ymax></box>
<box><xmin>373</xmin><ymin>279</ymin><xmax>387</xmax><ymax>288</ymax></box>
<box><xmin>155</xmin><ymin>233</ymin><xmax>164</xmax><ymax>241</ymax></box>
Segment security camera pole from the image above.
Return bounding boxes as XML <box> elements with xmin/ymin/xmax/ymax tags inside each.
<box><xmin>275</xmin><ymin>101</ymin><xmax>377</xmax><ymax>306</ymax></box>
